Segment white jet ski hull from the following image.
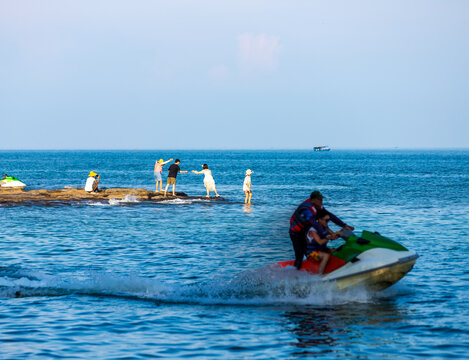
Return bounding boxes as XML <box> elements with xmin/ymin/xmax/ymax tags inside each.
<box><xmin>0</xmin><ymin>180</ymin><xmax>27</xmax><ymax>188</ymax></box>
<box><xmin>322</xmin><ymin>248</ymin><xmax>418</xmax><ymax>291</ymax></box>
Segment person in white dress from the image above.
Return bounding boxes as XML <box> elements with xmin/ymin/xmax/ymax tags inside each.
<box><xmin>192</xmin><ymin>164</ymin><xmax>219</xmax><ymax>198</ymax></box>
<box><xmin>243</xmin><ymin>169</ymin><xmax>253</xmax><ymax>204</ymax></box>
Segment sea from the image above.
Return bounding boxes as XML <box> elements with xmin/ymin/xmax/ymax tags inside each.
<box><xmin>0</xmin><ymin>150</ymin><xmax>468</xmax><ymax>359</ymax></box>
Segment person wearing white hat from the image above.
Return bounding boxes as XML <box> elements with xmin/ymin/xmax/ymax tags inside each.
<box><xmin>243</xmin><ymin>169</ymin><xmax>253</xmax><ymax>204</ymax></box>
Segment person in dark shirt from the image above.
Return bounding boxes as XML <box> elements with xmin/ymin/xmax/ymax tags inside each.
<box><xmin>164</xmin><ymin>159</ymin><xmax>188</xmax><ymax>196</ymax></box>
<box><xmin>289</xmin><ymin>191</ymin><xmax>354</xmax><ymax>269</ymax></box>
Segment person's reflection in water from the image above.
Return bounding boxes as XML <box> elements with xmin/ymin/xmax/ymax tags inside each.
<box><xmin>243</xmin><ymin>204</ymin><xmax>252</xmax><ymax>213</ymax></box>
<box><xmin>284</xmin><ymin>300</ymin><xmax>407</xmax><ymax>356</ymax></box>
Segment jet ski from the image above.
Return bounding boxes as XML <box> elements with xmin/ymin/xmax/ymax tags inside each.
<box><xmin>278</xmin><ymin>230</ymin><xmax>418</xmax><ymax>291</ymax></box>
<box><xmin>0</xmin><ymin>175</ymin><xmax>26</xmax><ymax>189</ymax></box>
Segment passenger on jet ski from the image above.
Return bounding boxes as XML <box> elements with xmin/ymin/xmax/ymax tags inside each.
<box><xmin>289</xmin><ymin>191</ymin><xmax>354</xmax><ymax>269</ymax></box>
<box><xmin>306</xmin><ymin>209</ymin><xmax>342</xmax><ymax>274</ymax></box>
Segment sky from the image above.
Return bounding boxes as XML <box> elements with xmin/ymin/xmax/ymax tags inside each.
<box><xmin>0</xmin><ymin>0</ymin><xmax>468</xmax><ymax>150</ymax></box>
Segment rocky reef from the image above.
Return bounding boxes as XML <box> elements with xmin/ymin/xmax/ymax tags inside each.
<box><xmin>0</xmin><ymin>187</ymin><xmax>222</xmax><ymax>204</ymax></box>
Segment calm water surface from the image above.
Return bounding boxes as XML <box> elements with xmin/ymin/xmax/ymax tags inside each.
<box><xmin>1</xmin><ymin>150</ymin><xmax>468</xmax><ymax>359</ymax></box>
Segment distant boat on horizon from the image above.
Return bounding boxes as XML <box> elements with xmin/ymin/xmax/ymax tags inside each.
<box><xmin>313</xmin><ymin>146</ymin><xmax>331</xmax><ymax>152</ymax></box>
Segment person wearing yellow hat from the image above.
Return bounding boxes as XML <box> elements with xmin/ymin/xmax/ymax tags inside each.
<box><xmin>84</xmin><ymin>171</ymin><xmax>100</xmax><ymax>192</ymax></box>
<box><xmin>154</xmin><ymin>158</ymin><xmax>173</xmax><ymax>192</ymax></box>
<box><xmin>243</xmin><ymin>169</ymin><xmax>253</xmax><ymax>204</ymax></box>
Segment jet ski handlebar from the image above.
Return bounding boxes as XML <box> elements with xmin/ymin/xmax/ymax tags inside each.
<box><xmin>340</xmin><ymin>229</ymin><xmax>356</xmax><ymax>240</ymax></box>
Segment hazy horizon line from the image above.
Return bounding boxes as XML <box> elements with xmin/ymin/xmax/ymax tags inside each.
<box><xmin>1</xmin><ymin>147</ymin><xmax>468</xmax><ymax>151</ymax></box>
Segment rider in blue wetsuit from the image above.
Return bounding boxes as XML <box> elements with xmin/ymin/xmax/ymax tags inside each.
<box><xmin>306</xmin><ymin>209</ymin><xmax>342</xmax><ymax>274</ymax></box>
<box><xmin>289</xmin><ymin>191</ymin><xmax>354</xmax><ymax>269</ymax></box>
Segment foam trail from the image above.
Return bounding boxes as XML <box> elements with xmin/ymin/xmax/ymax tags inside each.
<box><xmin>0</xmin><ymin>272</ymin><xmax>165</xmax><ymax>299</ymax></box>
<box><xmin>160</xmin><ymin>265</ymin><xmax>374</xmax><ymax>306</ymax></box>
<box><xmin>1</xmin><ymin>265</ymin><xmax>377</xmax><ymax>306</ymax></box>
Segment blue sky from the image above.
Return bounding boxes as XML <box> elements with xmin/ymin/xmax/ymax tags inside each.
<box><xmin>1</xmin><ymin>1</ymin><xmax>468</xmax><ymax>149</ymax></box>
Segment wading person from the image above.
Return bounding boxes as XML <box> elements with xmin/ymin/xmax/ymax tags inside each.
<box><xmin>243</xmin><ymin>169</ymin><xmax>253</xmax><ymax>204</ymax></box>
<box><xmin>289</xmin><ymin>191</ymin><xmax>353</xmax><ymax>270</ymax></box>
<box><xmin>164</xmin><ymin>159</ymin><xmax>187</xmax><ymax>197</ymax></box>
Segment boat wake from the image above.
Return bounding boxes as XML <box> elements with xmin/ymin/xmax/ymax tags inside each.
<box><xmin>0</xmin><ymin>264</ymin><xmax>400</xmax><ymax>306</ymax></box>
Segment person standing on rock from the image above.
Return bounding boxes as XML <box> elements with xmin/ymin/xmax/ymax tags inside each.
<box><xmin>164</xmin><ymin>159</ymin><xmax>187</xmax><ymax>197</ymax></box>
<box><xmin>191</xmin><ymin>164</ymin><xmax>220</xmax><ymax>198</ymax></box>
<box><xmin>85</xmin><ymin>171</ymin><xmax>100</xmax><ymax>193</ymax></box>
<box><xmin>154</xmin><ymin>158</ymin><xmax>173</xmax><ymax>192</ymax></box>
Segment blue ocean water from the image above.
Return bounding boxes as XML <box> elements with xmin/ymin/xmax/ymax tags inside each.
<box><xmin>0</xmin><ymin>150</ymin><xmax>468</xmax><ymax>359</ymax></box>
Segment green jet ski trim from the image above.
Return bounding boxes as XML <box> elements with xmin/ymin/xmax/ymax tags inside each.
<box><xmin>3</xmin><ymin>176</ymin><xmax>21</xmax><ymax>182</ymax></box>
<box><xmin>333</xmin><ymin>230</ymin><xmax>409</xmax><ymax>263</ymax></box>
